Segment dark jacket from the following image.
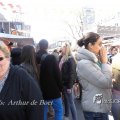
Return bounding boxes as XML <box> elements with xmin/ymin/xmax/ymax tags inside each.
<box><xmin>61</xmin><ymin>56</ymin><xmax>77</xmax><ymax>89</ymax></box>
<box><xmin>40</xmin><ymin>54</ymin><xmax>63</xmax><ymax>100</ymax></box>
<box><xmin>36</xmin><ymin>49</ymin><xmax>47</xmax><ymax>64</ymax></box>
<box><xmin>0</xmin><ymin>65</ymin><xmax>44</xmax><ymax>120</ymax></box>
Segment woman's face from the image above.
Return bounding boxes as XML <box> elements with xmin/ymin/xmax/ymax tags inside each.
<box><xmin>88</xmin><ymin>37</ymin><xmax>103</xmax><ymax>55</ymax></box>
<box><xmin>62</xmin><ymin>46</ymin><xmax>66</xmax><ymax>55</ymax></box>
<box><xmin>0</xmin><ymin>50</ymin><xmax>10</xmax><ymax>77</ymax></box>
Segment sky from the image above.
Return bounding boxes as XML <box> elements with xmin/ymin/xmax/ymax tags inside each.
<box><xmin>1</xmin><ymin>0</ymin><xmax>120</xmax><ymax>43</ymax></box>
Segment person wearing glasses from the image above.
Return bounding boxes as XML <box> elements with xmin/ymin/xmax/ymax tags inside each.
<box><xmin>0</xmin><ymin>41</ymin><xmax>44</xmax><ymax>120</ymax></box>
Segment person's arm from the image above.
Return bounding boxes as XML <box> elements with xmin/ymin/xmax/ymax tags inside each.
<box><xmin>20</xmin><ymin>69</ymin><xmax>44</xmax><ymax>120</ymax></box>
<box><xmin>77</xmin><ymin>61</ymin><xmax>112</xmax><ymax>89</ymax></box>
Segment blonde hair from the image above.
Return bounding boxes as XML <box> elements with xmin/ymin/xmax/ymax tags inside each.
<box><xmin>62</xmin><ymin>42</ymin><xmax>78</xmax><ymax>64</ymax></box>
<box><xmin>0</xmin><ymin>41</ymin><xmax>10</xmax><ymax>58</ymax></box>
<box><xmin>63</xmin><ymin>42</ymin><xmax>72</xmax><ymax>61</ymax></box>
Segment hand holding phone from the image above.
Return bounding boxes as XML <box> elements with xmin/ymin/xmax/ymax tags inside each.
<box><xmin>99</xmin><ymin>47</ymin><xmax>108</xmax><ymax>63</ymax></box>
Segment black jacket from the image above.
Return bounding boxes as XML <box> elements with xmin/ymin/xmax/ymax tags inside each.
<box><xmin>61</xmin><ymin>56</ymin><xmax>77</xmax><ymax>89</ymax></box>
<box><xmin>36</xmin><ymin>50</ymin><xmax>47</xmax><ymax>64</ymax></box>
<box><xmin>40</xmin><ymin>54</ymin><xmax>63</xmax><ymax>100</ymax></box>
<box><xmin>0</xmin><ymin>65</ymin><xmax>44</xmax><ymax>120</ymax></box>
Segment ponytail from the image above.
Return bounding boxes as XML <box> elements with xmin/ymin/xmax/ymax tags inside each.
<box><xmin>77</xmin><ymin>32</ymin><xmax>100</xmax><ymax>48</ymax></box>
<box><xmin>77</xmin><ymin>38</ymin><xmax>85</xmax><ymax>47</ymax></box>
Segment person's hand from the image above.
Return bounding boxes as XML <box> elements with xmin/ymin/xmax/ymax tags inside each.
<box><xmin>60</xmin><ymin>92</ymin><xmax>62</xmax><ymax>97</ymax></box>
<box><xmin>112</xmin><ymin>79</ymin><xmax>116</xmax><ymax>82</ymax></box>
<box><xmin>67</xmin><ymin>89</ymin><xmax>72</xmax><ymax>93</ymax></box>
<box><xmin>99</xmin><ymin>47</ymin><xmax>108</xmax><ymax>63</ymax></box>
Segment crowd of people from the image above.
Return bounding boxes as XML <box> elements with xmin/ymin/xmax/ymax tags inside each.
<box><xmin>0</xmin><ymin>32</ymin><xmax>120</xmax><ymax>120</ymax></box>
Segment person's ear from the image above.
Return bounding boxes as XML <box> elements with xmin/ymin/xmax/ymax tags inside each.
<box><xmin>88</xmin><ymin>43</ymin><xmax>93</xmax><ymax>49</ymax></box>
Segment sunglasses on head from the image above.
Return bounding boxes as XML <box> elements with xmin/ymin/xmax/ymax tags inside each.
<box><xmin>0</xmin><ymin>57</ymin><xmax>4</xmax><ymax>61</ymax></box>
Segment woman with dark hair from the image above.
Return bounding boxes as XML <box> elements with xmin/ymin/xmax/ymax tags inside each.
<box><xmin>21</xmin><ymin>45</ymin><xmax>39</xmax><ymax>81</ymax></box>
<box><xmin>76</xmin><ymin>32</ymin><xmax>112</xmax><ymax>120</ymax></box>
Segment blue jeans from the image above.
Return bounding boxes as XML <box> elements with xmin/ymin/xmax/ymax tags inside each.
<box><xmin>44</xmin><ymin>97</ymin><xmax>63</xmax><ymax>120</ymax></box>
<box><xmin>63</xmin><ymin>87</ymin><xmax>77</xmax><ymax>120</ymax></box>
<box><xmin>83</xmin><ymin>111</ymin><xmax>109</xmax><ymax>120</ymax></box>
<box><xmin>112</xmin><ymin>91</ymin><xmax>120</xmax><ymax>120</ymax></box>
